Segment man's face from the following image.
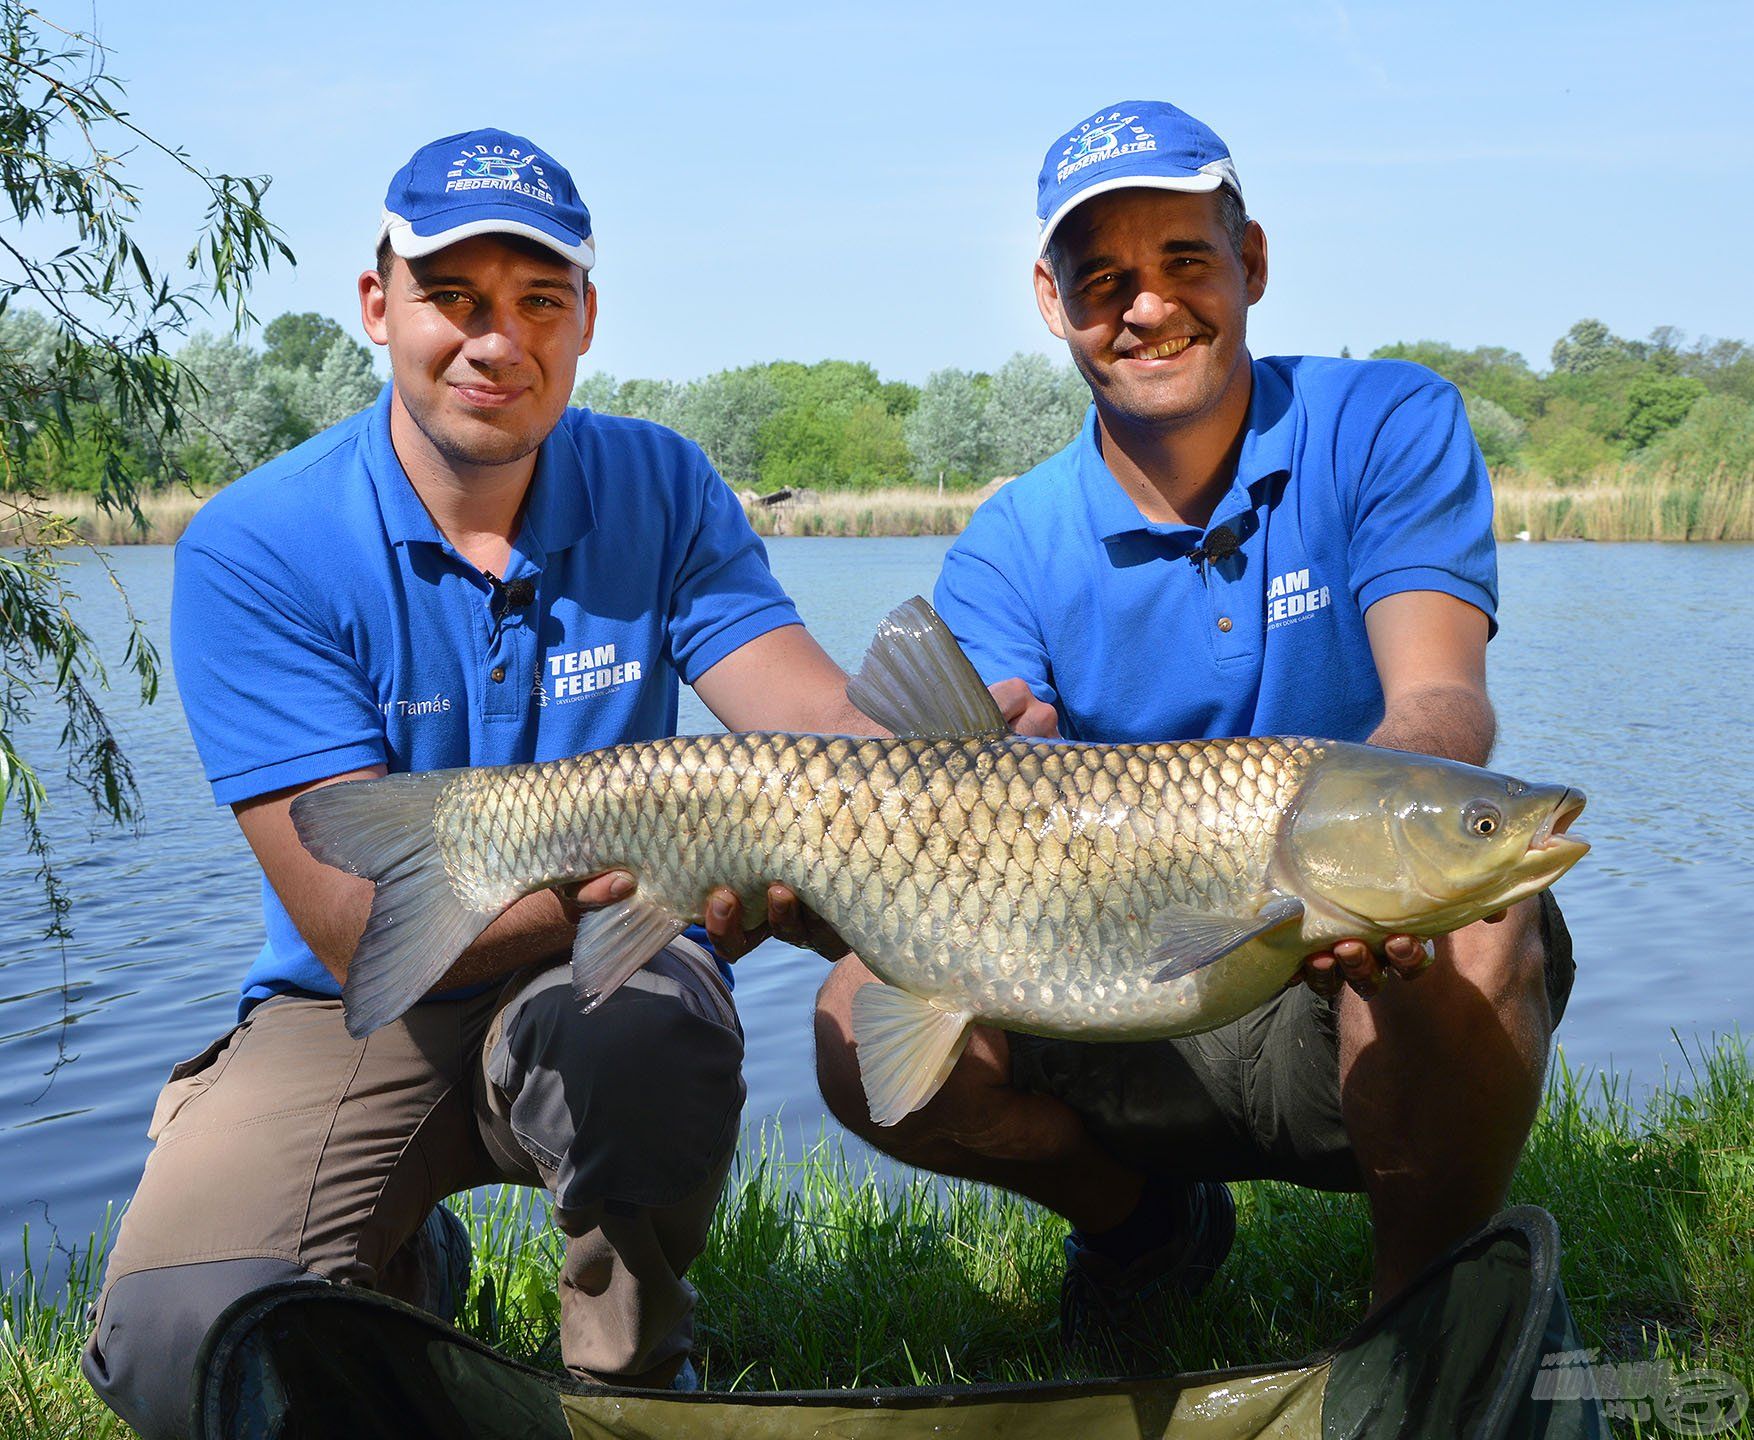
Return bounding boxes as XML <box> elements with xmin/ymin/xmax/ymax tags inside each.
<box><xmin>359</xmin><ymin>234</ymin><xmax>596</xmax><ymax>472</ymax></box>
<box><xmin>1035</xmin><ymin>188</ymin><xmax>1266</xmax><ymax>433</ymax></box>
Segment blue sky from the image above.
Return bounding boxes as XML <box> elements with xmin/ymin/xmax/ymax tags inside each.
<box><xmin>35</xmin><ymin>0</ymin><xmax>1754</xmax><ymax>385</ymax></box>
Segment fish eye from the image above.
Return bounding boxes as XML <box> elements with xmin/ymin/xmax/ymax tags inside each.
<box><xmin>1463</xmin><ymin>801</ymin><xmax>1503</xmax><ymax>837</ymax></box>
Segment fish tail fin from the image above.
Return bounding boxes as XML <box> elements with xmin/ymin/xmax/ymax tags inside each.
<box><xmin>291</xmin><ymin>771</ymin><xmax>493</xmax><ymax>1038</ymax></box>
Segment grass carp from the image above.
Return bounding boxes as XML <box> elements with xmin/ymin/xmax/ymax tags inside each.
<box><xmin>292</xmin><ymin>598</ymin><xmax>1588</xmax><ymax>1126</ymax></box>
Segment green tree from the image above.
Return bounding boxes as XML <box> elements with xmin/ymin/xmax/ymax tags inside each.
<box><xmin>981</xmin><ymin>352</ymin><xmax>1087</xmax><ymax>477</ymax></box>
<box><xmin>276</xmin><ymin>332</ymin><xmax>381</xmax><ymax>436</ymax></box>
<box><xmin>1550</xmin><ymin>318</ymin><xmax>1622</xmax><ymax>376</ymax></box>
<box><xmin>756</xmin><ymin>361</ymin><xmax>908</xmax><ymax>491</ymax></box>
<box><xmin>1623</xmin><ymin>372</ymin><xmax>1706</xmax><ymax>450</ymax></box>
<box><xmin>1640</xmin><ymin>393</ymin><xmax>1754</xmax><ymax>477</ymax></box>
<box><xmin>1369</xmin><ymin>341</ymin><xmax>1542</xmax><ymax>419</ymax></box>
<box><xmin>571</xmin><ymin>370</ymin><xmax>618</xmax><ymax>413</ymax></box>
<box><xmin>261</xmin><ymin>310</ymin><xmax>346</xmax><ymax>374</ymax></box>
<box><xmin>1461</xmin><ymin>391</ymin><xmax>1527</xmax><ymax>469</ymax></box>
<box><xmin>674</xmin><ymin>366</ymin><xmax>784</xmax><ymax>491</ymax></box>
<box><xmin>1</xmin><ymin>4</ymin><xmax>291</xmax><ymax>932</ymax></box>
<box><xmin>904</xmin><ymin>367</ymin><xmax>991</xmax><ymax>486</ymax></box>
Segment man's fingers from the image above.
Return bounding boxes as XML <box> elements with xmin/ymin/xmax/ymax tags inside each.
<box><xmin>1333</xmin><ymin>939</ymin><xmax>1386</xmax><ymax>997</ymax></box>
<box><xmin>1300</xmin><ymin>952</ymin><xmax>1345</xmax><ymax>999</ymax></box>
<box><xmin>1384</xmin><ymin>933</ymin><xmax>1436</xmax><ymax>979</ymax></box>
<box><xmin>705</xmin><ymin>885</ymin><xmax>760</xmax><ymax>960</ymax></box>
<box><xmin>566</xmin><ymin>869</ymin><xmax>636</xmax><ymax>911</ymax></box>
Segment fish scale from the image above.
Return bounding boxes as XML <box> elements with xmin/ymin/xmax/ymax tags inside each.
<box><xmin>426</xmin><ymin>732</ymin><xmax>1320</xmax><ymax>1036</ymax></box>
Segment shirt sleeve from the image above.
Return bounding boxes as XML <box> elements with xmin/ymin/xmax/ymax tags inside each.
<box><xmin>172</xmin><ymin>540</ymin><xmax>387</xmax><ymax>805</ymax></box>
<box><xmin>932</xmin><ymin>499</ymin><xmax>1058</xmax><ymax>708</ymax></box>
<box><xmin>664</xmin><ymin>447</ymin><xmax>802</xmax><ymax>684</ymax></box>
<box><xmin>1346</xmin><ymin>381</ymin><xmax>1499</xmax><ymax>635</ymax></box>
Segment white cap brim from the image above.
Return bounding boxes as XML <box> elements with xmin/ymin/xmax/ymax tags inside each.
<box><xmin>378</xmin><ymin>209</ymin><xmax>595</xmax><ymax>271</ymax></box>
<box><xmin>1037</xmin><ymin>159</ymin><xmax>1242</xmax><ymax>256</ymax></box>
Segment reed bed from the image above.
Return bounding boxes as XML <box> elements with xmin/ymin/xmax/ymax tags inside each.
<box><xmin>1491</xmin><ymin>465</ymin><xmax>1754</xmax><ymax>542</ymax></box>
<box><xmin>0</xmin><ymin>492</ymin><xmax>209</xmax><ymax>547</ymax></box>
<box><xmin>4</xmin><ymin>1036</ymin><xmax>1749</xmax><ymax>1436</ymax></box>
<box><xmin>3</xmin><ymin>467</ymin><xmax>1749</xmax><ymax>549</ymax></box>
<box><xmin>740</xmin><ymin>486</ymin><xmax>983</xmax><ymax>538</ymax></box>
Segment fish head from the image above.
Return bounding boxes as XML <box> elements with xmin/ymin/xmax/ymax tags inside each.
<box><xmin>1284</xmin><ymin>745</ymin><xmax>1588</xmax><ymax>935</ymax></box>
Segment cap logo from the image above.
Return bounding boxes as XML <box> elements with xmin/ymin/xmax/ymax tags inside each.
<box><xmin>446</xmin><ymin>143</ymin><xmax>555</xmax><ymax>206</ymax></box>
<box><xmin>1057</xmin><ymin>113</ymin><xmax>1156</xmax><ymax>183</ymax></box>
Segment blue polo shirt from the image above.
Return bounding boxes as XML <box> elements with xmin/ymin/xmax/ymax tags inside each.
<box><xmin>934</xmin><ymin>355</ymin><xmax>1496</xmax><ymax>744</ymax></box>
<box><xmin>173</xmin><ymin>386</ymin><xmax>801</xmax><ymax>1005</ymax></box>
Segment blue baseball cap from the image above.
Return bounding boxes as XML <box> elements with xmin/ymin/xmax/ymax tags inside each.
<box><xmin>378</xmin><ymin>128</ymin><xmax>595</xmax><ymax>271</ymax></box>
<box><xmin>1036</xmin><ymin>101</ymin><xmax>1243</xmax><ymax>256</ymax></box>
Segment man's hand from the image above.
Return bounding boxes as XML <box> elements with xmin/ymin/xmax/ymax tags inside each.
<box><xmin>702</xmin><ymin>882</ymin><xmax>850</xmax><ymax>962</ymax></box>
<box><xmin>1298</xmin><ymin>908</ymin><xmax>1507</xmax><ymax>999</ymax></box>
<box><xmin>989</xmin><ymin>678</ymin><xmax>1060</xmax><ymax>738</ymax></box>
<box><xmin>1299</xmin><ymin>935</ymin><xmax>1434</xmax><ymax>999</ymax></box>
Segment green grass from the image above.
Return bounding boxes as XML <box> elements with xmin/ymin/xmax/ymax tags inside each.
<box><xmin>4</xmin><ymin>1037</ymin><xmax>1749</xmax><ymax>1436</ymax></box>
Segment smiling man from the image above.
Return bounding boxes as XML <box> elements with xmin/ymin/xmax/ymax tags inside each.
<box><xmin>81</xmin><ymin>128</ymin><xmax>867</xmax><ymax>1439</ymax></box>
<box><xmin>815</xmin><ymin>100</ymin><xmax>1579</xmax><ymax>1363</ymax></box>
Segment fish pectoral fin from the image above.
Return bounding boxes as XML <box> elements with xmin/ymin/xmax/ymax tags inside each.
<box><xmin>846</xmin><ymin>596</ymin><xmax>1009</xmax><ymax>741</ymax></box>
<box><xmin>849</xmin><ymin>983</ymin><xmax>974</xmax><ymax>1127</ymax></box>
<box><xmin>1148</xmin><ymin>895</ymin><xmax>1306</xmax><ymax>983</ymax></box>
<box><xmin>569</xmin><ymin>893</ymin><xmax>689</xmax><ymax>1010</ymax></box>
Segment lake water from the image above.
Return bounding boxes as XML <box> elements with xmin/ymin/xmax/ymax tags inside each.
<box><xmin>2</xmin><ymin>540</ymin><xmax>1751</xmax><ymax>1285</ymax></box>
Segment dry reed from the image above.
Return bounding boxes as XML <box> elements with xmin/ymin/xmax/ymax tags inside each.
<box><xmin>5</xmin><ymin>467</ymin><xmax>1748</xmax><ymax>548</ymax></box>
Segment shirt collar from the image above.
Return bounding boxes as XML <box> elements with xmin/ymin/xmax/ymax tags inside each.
<box><xmin>364</xmin><ymin>385</ymin><xmax>597</xmax><ymax>559</ymax></box>
<box><xmin>1077</xmin><ymin>356</ymin><xmax>1297</xmax><ymax>543</ymax></box>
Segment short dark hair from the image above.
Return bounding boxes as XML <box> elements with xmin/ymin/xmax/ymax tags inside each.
<box><xmin>372</xmin><ymin>231</ymin><xmax>586</xmax><ymax>288</ymax></box>
<box><xmin>1044</xmin><ymin>184</ymin><xmax>1249</xmax><ymax>291</ymax></box>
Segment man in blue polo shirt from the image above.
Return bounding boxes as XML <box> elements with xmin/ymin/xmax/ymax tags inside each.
<box><xmin>815</xmin><ymin>101</ymin><xmax>1575</xmax><ymax>1359</ymax></box>
<box><xmin>83</xmin><ymin>129</ymin><xmax>870</xmax><ymax>1439</ymax></box>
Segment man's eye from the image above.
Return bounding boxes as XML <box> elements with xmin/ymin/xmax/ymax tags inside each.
<box><xmin>428</xmin><ymin>290</ymin><xmax>470</xmax><ymax>305</ymax></box>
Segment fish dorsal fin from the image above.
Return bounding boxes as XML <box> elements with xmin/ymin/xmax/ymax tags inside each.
<box><xmin>850</xmin><ymin>982</ymin><xmax>974</xmax><ymax>1126</ymax></box>
<box><xmin>1149</xmin><ymin>895</ymin><xmax>1305</xmax><ymax>983</ymax></box>
<box><xmin>570</xmin><ymin>893</ymin><xmax>688</xmax><ymax>1009</ymax></box>
<box><xmin>846</xmin><ymin>596</ymin><xmax>1008</xmax><ymax>741</ymax></box>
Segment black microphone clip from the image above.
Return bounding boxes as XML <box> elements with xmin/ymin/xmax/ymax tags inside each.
<box><xmin>488</xmin><ymin>573</ymin><xmax>538</xmax><ymax>622</ymax></box>
<box><xmin>1187</xmin><ymin>523</ymin><xmax>1241</xmax><ymax>572</ymax></box>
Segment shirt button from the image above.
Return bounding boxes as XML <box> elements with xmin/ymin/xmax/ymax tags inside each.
<box><xmin>1217</xmin><ymin>616</ymin><xmax>1233</xmax><ymax>633</ymax></box>
<box><xmin>490</xmin><ymin>665</ymin><xmax>507</xmax><ymax>683</ymax></box>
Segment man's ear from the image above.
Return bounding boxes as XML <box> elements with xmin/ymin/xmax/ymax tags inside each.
<box><xmin>359</xmin><ymin>269</ymin><xmax>390</xmax><ymax>346</ymax></box>
<box><xmin>1034</xmin><ymin>257</ymin><xmax>1069</xmax><ymax>340</ymax></box>
<box><xmin>578</xmin><ymin>280</ymin><xmax>598</xmax><ymax>356</ymax></box>
<box><xmin>1243</xmin><ymin>221</ymin><xmax>1268</xmax><ymax>306</ymax></box>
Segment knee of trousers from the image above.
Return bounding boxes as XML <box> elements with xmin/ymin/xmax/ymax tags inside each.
<box><xmin>81</xmin><ymin>1257</ymin><xmax>316</xmax><ymax>1440</ymax></box>
<box><xmin>487</xmin><ymin>967</ymin><xmax>746</xmax><ymax>1217</ymax></box>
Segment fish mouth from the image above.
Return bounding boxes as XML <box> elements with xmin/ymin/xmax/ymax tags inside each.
<box><xmin>1530</xmin><ymin>788</ymin><xmax>1588</xmax><ymax>863</ymax></box>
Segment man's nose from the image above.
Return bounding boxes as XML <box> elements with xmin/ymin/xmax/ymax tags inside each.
<box><xmin>461</xmin><ymin>311</ymin><xmax>526</xmax><ymax>368</ymax></box>
<box><xmin>1123</xmin><ymin>287</ymin><xmax>1175</xmax><ymax>331</ymax></box>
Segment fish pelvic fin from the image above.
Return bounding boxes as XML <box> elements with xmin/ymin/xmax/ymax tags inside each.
<box><xmin>850</xmin><ymin>982</ymin><xmax>974</xmax><ymax>1126</ymax></box>
<box><xmin>1149</xmin><ymin>895</ymin><xmax>1306</xmax><ymax>984</ymax></box>
<box><xmin>291</xmin><ymin>771</ymin><xmax>493</xmax><ymax>1038</ymax></box>
<box><xmin>570</xmin><ymin>894</ymin><xmax>689</xmax><ymax>1009</ymax></box>
<box><xmin>847</xmin><ymin>596</ymin><xmax>1008</xmax><ymax>741</ymax></box>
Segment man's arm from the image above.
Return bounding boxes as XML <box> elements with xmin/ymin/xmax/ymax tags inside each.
<box><xmin>689</xmin><ymin>623</ymin><xmax>876</xmax><ymax>735</ymax></box>
<box><xmin>1361</xmin><ymin>590</ymin><xmax>1494</xmax><ymax>765</ymax></box>
<box><xmin>1303</xmin><ymin>588</ymin><xmax>1498</xmax><ymax>998</ymax></box>
<box><xmin>234</xmin><ymin>770</ymin><xmax>631</xmax><ymax>991</ymax></box>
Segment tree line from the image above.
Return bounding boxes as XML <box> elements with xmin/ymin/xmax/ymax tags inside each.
<box><xmin>7</xmin><ymin>312</ymin><xmax>1750</xmax><ymax>500</ymax></box>
<box><xmin>1374</xmin><ymin>320</ymin><xmax>1754</xmax><ymax>481</ymax></box>
<box><xmin>0</xmin><ymin>308</ymin><xmax>379</xmax><ymax>494</ymax></box>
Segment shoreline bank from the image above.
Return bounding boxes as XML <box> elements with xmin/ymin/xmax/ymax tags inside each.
<box><xmin>6</xmin><ymin>467</ymin><xmax>1752</xmax><ymax>546</ymax></box>
<box><xmin>4</xmin><ymin>1037</ymin><xmax>1749</xmax><ymax>1436</ymax></box>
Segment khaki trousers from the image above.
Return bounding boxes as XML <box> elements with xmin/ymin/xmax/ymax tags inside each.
<box><xmin>83</xmin><ymin>943</ymin><xmax>743</xmax><ymax>1440</ymax></box>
